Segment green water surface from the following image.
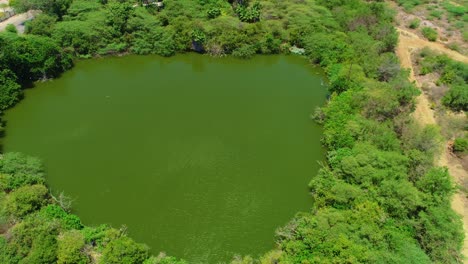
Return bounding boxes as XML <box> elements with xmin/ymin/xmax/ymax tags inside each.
<box><xmin>3</xmin><ymin>54</ymin><xmax>327</xmax><ymax>263</ymax></box>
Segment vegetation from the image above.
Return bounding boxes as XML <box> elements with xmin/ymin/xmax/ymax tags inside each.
<box><xmin>0</xmin><ymin>0</ymin><xmax>465</xmax><ymax>263</ymax></box>
<box><xmin>453</xmin><ymin>137</ymin><xmax>468</xmax><ymax>153</ymax></box>
<box><xmin>408</xmin><ymin>18</ymin><xmax>420</xmax><ymax>29</ymax></box>
<box><xmin>421</xmin><ymin>26</ymin><xmax>438</xmax><ymax>41</ymax></box>
<box><xmin>0</xmin><ymin>154</ymin><xmax>185</xmax><ymax>263</ymax></box>
<box><xmin>417</xmin><ymin>49</ymin><xmax>468</xmax><ymax>112</ymax></box>
<box><xmin>396</xmin><ymin>0</ymin><xmax>467</xmax><ymax>54</ymax></box>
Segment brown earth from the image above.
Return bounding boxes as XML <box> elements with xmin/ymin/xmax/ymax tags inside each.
<box><xmin>389</xmin><ymin>0</ymin><xmax>468</xmax><ymax>55</ymax></box>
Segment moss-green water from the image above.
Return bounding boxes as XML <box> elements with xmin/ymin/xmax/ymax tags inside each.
<box><xmin>2</xmin><ymin>54</ymin><xmax>327</xmax><ymax>263</ymax></box>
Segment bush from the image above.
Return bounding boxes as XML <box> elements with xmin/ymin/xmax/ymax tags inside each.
<box><xmin>232</xmin><ymin>44</ymin><xmax>256</xmax><ymax>59</ymax></box>
<box><xmin>25</xmin><ymin>14</ymin><xmax>57</xmax><ymax>37</ymax></box>
<box><xmin>453</xmin><ymin>138</ymin><xmax>468</xmax><ymax>153</ymax></box>
<box><xmin>442</xmin><ymin>85</ymin><xmax>468</xmax><ymax>112</ymax></box>
<box><xmin>415</xmin><ymin>206</ymin><xmax>464</xmax><ymax>263</ymax></box>
<box><xmin>5</xmin><ymin>24</ymin><xmax>17</xmax><ymax>33</ymax></box>
<box><xmin>5</xmin><ymin>213</ymin><xmax>60</xmax><ymax>263</ymax></box>
<box><xmin>0</xmin><ymin>152</ymin><xmax>45</xmax><ymax>190</ymax></box>
<box><xmin>207</xmin><ymin>7</ymin><xmax>220</xmax><ymax>19</ymax></box>
<box><xmin>57</xmin><ymin>230</ymin><xmax>88</xmax><ymax>264</ymax></box>
<box><xmin>5</xmin><ymin>184</ymin><xmax>49</xmax><ymax>219</ymax></box>
<box><xmin>408</xmin><ymin>18</ymin><xmax>420</xmax><ymax>29</ymax></box>
<box><xmin>40</xmin><ymin>204</ymin><xmax>83</xmax><ymax>230</ymax></box>
<box><xmin>235</xmin><ymin>2</ymin><xmax>261</xmax><ymax>23</ymax></box>
<box><xmin>81</xmin><ymin>224</ymin><xmax>120</xmax><ymax>250</ymax></box>
<box><xmin>100</xmin><ymin>236</ymin><xmax>149</xmax><ymax>264</ymax></box>
<box><xmin>421</xmin><ymin>27</ymin><xmax>438</xmax><ymax>41</ymax></box>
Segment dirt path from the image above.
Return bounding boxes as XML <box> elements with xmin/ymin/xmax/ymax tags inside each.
<box><xmin>396</xmin><ymin>27</ymin><xmax>468</xmax><ymax>260</ymax></box>
<box><xmin>0</xmin><ymin>10</ymin><xmax>38</xmax><ymax>33</ymax></box>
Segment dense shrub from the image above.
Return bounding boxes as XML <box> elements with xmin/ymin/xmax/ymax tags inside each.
<box><xmin>4</xmin><ymin>184</ymin><xmax>49</xmax><ymax>219</ymax></box>
<box><xmin>0</xmin><ymin>152</ymin><xmax>45</xmax><ymax>190</ymax></box>
<box><xmin>40</xmin><ymin>204</ymin><xmax>83</xmax><ymax>230</ymax></box>
<box><xmin>421</xmin><ymin>27</ymin><xmax>438</xmax><ymax>41</ymax></box>
<box><xmin>57</xmin><ymin>230</ymin><xmax>88</xmax><ymax>264</ymax></box>
<box><xmin>100</xmin><ymin>236</ymin><xmax>149</xmax><ymax>264</ymax></box>
<box><xmin>453</xmin><ymin>137</ymin><xmax>468</xmax><ymax>153</ymax></box>
<box><xmin>408</xmin><ymin>18</ymin><xmax>420</xmax><ymax>29</ymax></box>
<box><xmin>442</xmin><ymin>84</ymin><xmax>468</xmax><ymax>111</ymax></box>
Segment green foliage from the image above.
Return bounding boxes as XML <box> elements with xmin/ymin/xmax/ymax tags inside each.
<box><xmin>0</xmin><ymin>69</ymin><xmax>22</xmax><ymax>110</ymax></box>
<box><xmin>57</xmin><ymin>230</ymin><xmax>88</xmax><ymax>264</ymax></box>
<box><xmin>52</xmin><ymin>20</ymin><xmax>106</xmax><ymax>56</ymax></box>
<box><xmin>409</xmin><ymin>18</ymin><xmax>420</xmax><ymax>29</ymax></box>
<box><xmin>0</xmin><ymin>152</ymin><xmax>44</xmax><ymax>191</ymax></box>
<box><xmin>415</xmin><ymin>206</ymin><xmax>464</xmax><ymax>263</ymax></box>
<box><xmin>421</xmin><ymin>27</ymin><xmax>438</xmax><ymax>41</ymax></box>
<box><xmin>442</xmin><ymin>84</ymin><xmax>468</xmax><ymax>111</ymax></box>
<box><xmin>232</xmin><ymin>44</ymin><xmax>256</xmax><ymax>59</ymax></box>
<box><xmin>235</xmin><ymin>2</ymin><xmax>261</xmax><ymax>23</ymax></box>
<box><xmin>207</xmin><ymin>7</ymin><xmax>221</xmax><ymax>19</ymax></box>
<box><xmin>418</xmin><ymin>51</ymin><xmax>468</xmax><ymax>112</ymax></box>
<box><xmin>143</xmin><ymin>253</ymin><xmax>187</xmax><ymax>264</ymax></box>
<box><xmin>277</xmin><ymin>203</ymin><xmax>431</xmax><ymax>263</ymax></box>
<box><xmin>191</xmin><ymin>28</ymin><xmax>206</xmax><ymax>44</ymax></box>
<box><xmin>100</xmin><ymin>236</ymin><xmax>149</xmax><ymax>264</ymax></box>
<box><xmin>5</xmin><ymin>184</ymin><xmax>49</xmax><ymax>219</ymax></box>
<box><xmin>328</xmin><ymin>63</ymin><xmax>367</xmax><ymax>94</ymax></box>
<box><xmin>12</xmin><ymin>0</ymin><xmax>72</xmax><ymax>18</ymax></box>
<box><xmin>105</xmin><ymin>1</ymin><xmax>133</xmax><ymax>35</ymax></box>
<box><xmin>429</xmin><ymin>9</ymin><xmax>443</xmax><ymax>19</ymax></box>
<box><xmin>25</xmin><ymin>14</ymin><xmax>57</xmax><ymax>36</ymax></box>
<box><xmin>2</xmin><ymin>212</ymin><xmax>60</xmax><ymax>263</ymax></box>
<box><xmin>402</xmin><ymin>124</ymin><xmax>442</xmax><ymax>158</ymax></box>
<box><xmin>40</xmin><ymin>204</ymin><xmax>83</xmax><ymax>230</ymax></box>
<box><xmin>5</xmin><ymin>24</ymin><xmax>17</xmax><ymax>33</ymax></box>
<box><xmin>81</xmin><ymin>224</ymin><xmax>120</xmax><ymax>250</ymax></box>
<box><xmin>443</xmin><ymin>2</ymin><xmax>467</xmax><ymax>17</ymax></box>
<box><xmin>0</xmin><ymin>33</ymin><xmax>73</xmax><ymax>82</ymax></box>
<box><xmin>416</xmin><ymin>167</ymin><xmax>454</xmax><ymax>205</ymax></box>
<box><xmin>396</xmin><ymin>0</ymin><xmax>422</xmax><ymax>11</ymax></box>
<box><xmin>453</xmin><ymin>137</ymin><xmax>468</xmax><ymax>153</ymax></box>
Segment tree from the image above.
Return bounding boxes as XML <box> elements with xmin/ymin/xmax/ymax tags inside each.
<box><xmin>12</xmin><ymin>0</ymin><xmax>72</xmax><ymax>19</ymax></box>
<box><xmin>416</xmin><ymin>167</ymin><xmax>454</xmax><ymax>205</ymax></box>
<box><xmin>25</xmin><ymin>14</ymin><xmax>57</xmax><ymax>36</ymax></box>
<box><xmin>0</xmin><ymin>69</ymin><xmax>21</xmax><ymax>110</ymax></box>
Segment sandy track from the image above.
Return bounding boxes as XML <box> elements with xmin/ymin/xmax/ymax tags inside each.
<box><xmin>0</xmin><ymin>10</ymin><xmax>38</xmax><ymax>33</ymax></box>
<box><xmin>396</xmin><ymin>27</ymin><xmax>468</xmax><ymax>260</ymax></box>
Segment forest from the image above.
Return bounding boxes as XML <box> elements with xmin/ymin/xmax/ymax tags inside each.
<box><xmin>0</xmin><ymin>0</ymin><xmax>466</xmax><ymax>263</ymax></box>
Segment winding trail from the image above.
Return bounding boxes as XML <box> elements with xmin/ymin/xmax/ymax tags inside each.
<box><xmin>395</xmin><ymin>27</ymin><xmax>468</xmax><ymax>260</ymax></box>
<box><xmin>0</xmin><ymin>10</ymin><xmax>38</xmax><ymax>33</ymax></box>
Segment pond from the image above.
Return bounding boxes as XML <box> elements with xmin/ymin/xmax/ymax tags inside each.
<box><xmin>2</xmin><ymin>54</ymin><xmax>327</xmax><ymax>263</ymax></box>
